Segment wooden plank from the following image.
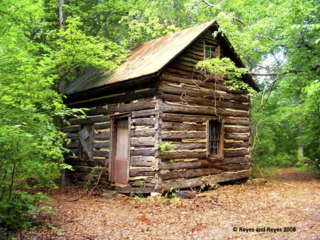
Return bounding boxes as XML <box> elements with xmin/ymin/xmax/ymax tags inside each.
<box><xmin>160</xmin><ymin>151</ymin><xmax>206</xmax><ymax>160</ymax></box>
<box><xmin>224</xmin><ymin>118</ymin><xmax>250</xmax><ymax>126</ymax></box>
<box><xmin>68</xmin><ymin>116</ymin><xmax>109</xmax><ymax>125</ymax></box>
<box><xmin>95</xmin><ymin>132</ymin><xmax>110</xmax><ymax>140</ymax></box>
<box><xmin>130</xmin><ymin>148</ymin><xmax>156</xmax><ymax>156</ymax></box>
<box><xmin>131</xmin><ymin>128</ymin><xmax>157</xmax><ymax>138</ymax></box>
<box><xmin>66</xmin><ymin>133</ymin><xmax>78</xmax><ymax>140</ymax></box>
<box><xmin>132</xmin><ymin>109</ymin><xmax>156</xmax><ymax>118</ymax></box>
<box><xmin>63</xmin><ymin>126</ymin><xmax>79</xmax><ymax>133</ymax></box>
<box><xmin>93</xmin><ymin>141</ymin><xmax>110</xmax><ymax>149</ymax></box>
<box><xmin>134</xmin><ymin>118</ymin><xmax>156</xmax><ymax>126</ymax></box>
<box><xmin>224</xmin><ymin>141</ymin><xmax>249</xmax><ymax>148</ymax></box>
<box><xmin>162</xmin><ymin>103</ymin><xmax>249</xmax><ymax>118</ymax></box>
<box><xmin>94</xmin><ymin>122</ymin><xmax>110</xmax><ymax>129</ymax></box>
<box><xmin>224</xmin><ymin>149</ymin><xmax>249</xmax><ymax>157</ymax></box>
<box><xmin>167</xmin><ymin>142</ymin><xmax>206</xmax><ymax>150</ymax></box>
<box><xmin>161</xmin><ymin>168</ymin><xmax>222</xmax><ymax>180</ymax></box>
<box><xmin>159</xmin><ymin>83</ymin><xmax>250</xmax><ymax>102</ymax></box>
<box><xmin>224</xmin><ymin>126</ymin><xmax>250</xmax><ymax>133</ymax></box>
<box><xmin>161</xmin><ymin>113</ymin><xmax>214</xmax><ymax>123</ymax></box>
<box><xmin>162</xmin><ymin>122</ymin><xmax>206</xmax><ymax>131</ymax></box>
<box><xmin>162</xmin><ymin>131</ymin><xmax>206</xmax><ymax>140</ymax></box>
<box><xmin>93</xmin><ymin>150</ymin><xmax>109</xmax><ymax>157</ymax></box>
<box><xmin>131</xmin><ymin>156</ymin><xmax>156</xmax><ymax>167</ymax></box>
<box><xmin>225</xmin><ymin>133</ymin><xmax>249</xmax><ymax>141</ymax></box>
<box><xmin>131</xmin><ymin>138</ymin><xmax>157</xmax><ymax>147</ymax></box>
<box><xmin>160</xmin><ymin>160</ymin><xmax>220</xmax><ymax>170</ymax></box>
<box><xmin>160</xmin><ymin>93</ymin><xmax>250</xmax><ymax>111</ymax></box>
<box><xmin>221</xmin><ymin>157</ymin><xmax>250</xmax><ymax>165</ymax></box>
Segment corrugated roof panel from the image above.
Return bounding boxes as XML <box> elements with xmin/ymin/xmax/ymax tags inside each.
<box><xmin>66</xmin><ymin>21</ymin><xmax>215</xmax><ymax>95</ymax></box>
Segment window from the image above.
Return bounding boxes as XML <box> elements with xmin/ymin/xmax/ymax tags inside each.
<box><xmin>79</xmin><ymin>124</ymin><xmax>93</xmax><ymax>161</ymax></box>
<box><xmin>205</xmin><ymin>45</ymin><xmax>215</xmax><ymax>59</ymax></box>
<box><xmin>207</xmin><ymin>120</ymin><xmax>224</xmax><ymax>159</ymax></box>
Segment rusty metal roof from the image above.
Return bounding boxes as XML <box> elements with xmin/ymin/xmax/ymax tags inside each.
<box><xmin>66</xmin><ymin>20</ymin><xmax>259</xmax><ymax>95</ymax></box>
<box><xmin>66</xmin><ymin>21</ymin><xmax>216</xmax><ymax>95</ymax></box>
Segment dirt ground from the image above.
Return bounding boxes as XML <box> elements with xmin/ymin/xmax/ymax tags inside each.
<box><xmin>10</xmin><ymin>168</ymin><xmax>320</xmax><ymax>239</ymax></box>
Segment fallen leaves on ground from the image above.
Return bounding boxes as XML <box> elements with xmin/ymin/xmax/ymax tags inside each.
<box><xmin>9</xmin><ymin>169</ymin><xmax>320</xmax><ymax>239</ymax></box>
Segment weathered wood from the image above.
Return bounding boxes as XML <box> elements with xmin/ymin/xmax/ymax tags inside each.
<box><xmin>224</xmin><ymin>118</ymin><xmax>250</xmax><ymax>126</ymax></box>
<box><xmin>222</xmin><ymin>164</ymin><xmax>250</xmax><ymax>171</ymax></box>
<box><xmin>93</xmin><ymin>150</ymin><xmax>109</xmax><ymax>157</ymax></box>
<box><xmin>224</xmin><ymin>141</ymin><xmax>249</xmax><ymax>148</ymax></box>
<box><xmin>130</xmin><ymin>148</ymin><xmax>156</xmax><ymax>156</ymax></box>
<box><xmin>68</xmin><ymin>115</ymin><xmax>110</xmax><ymax>125</ymax></box>
<box><xmin>160</xmin><ymin>93</ymin><xmax>250</xmax><ymax>111</ymax></box>
<box><xmin>163</xmin><ymin>103</ymin><xmax>249</xmax><ymax>118</ymax></box>
<box><xmin>131</xmin><ymin>156</ymin><xmax>156</xmax><ymax>167</ymax></box>
<box><xmin>225</xmin><ymin>133</ymin><xmax>249</xmax><ymax>141</ymax></box>
<box><xmin>167</xmin><ymin>142</ymin><xmax>206</xmax><ymax>150</ymax></box>
<box><xmin>169</xmin><ymin>63</ymin><xmax>203</xmax><ymax>74</ymax></box>
<box><xmin>88</xmin><ymin>99</ymin><xmax>159</xmax><ymax>115</ymax></box>
<box><xmin>66</xmin><ymin>141</ymin><xmax>79</xmax><ymax>148</ymax></box>
<box><xmin>224</xmin><ymin>126</ymin><xmax>250</xmax><ymax>133</ymax></box>
<box><xmin>162</xmin><ymin>170</ymin><xmax>250</xmax><ymax>190</ymax></box>
<box><xmin>162</xmin><ymin>122</ymin><xmax>206</xmax><ymax>131</ymax></box>
<box><xmin>160</xmin><ymin>151</ymin><xmax>206</xmax><ymax>160</ymax></box>
<box><xmin>95</xmin><ymin>132</ymin><xmax>110</xmax><ymax>140</ymax></box>
<box><xmin>224</xmin><ymin>149</ymin><xmax>249</xmax><ymax>157</ymax></box>
<box><xmin>161</xmin><ymin>113</ymin><xmax>215</xmax><ymax>123</ymax></box>
<box><xmin>162</xmin><ymin>131</ymin><xmax>206</xmax><ymax>140</ymax></box>
<box><xmin>132</xmin><ymin>109</ymin><xmax>156</xmax><ymax>118</ymax></box>
<box><xmin>65</xmin><ymin>157</ymin><xmax>106</xmax><ymax>167</ymax></box>
<box><xmin>131</xmin><ymin>138</ymin><xmax>157</xmax><ymax>147</ymax></box>
<box><xmin>221</xmin><ymin>157</ymin><xmax>249</xmax><ymax>165</ymax></box>
<box><xmin>63</xmin><ymin>126</ymin><xmax>79</xmax><ymax>133</ymax></box>
<box><xmin>66</xmin><ymin>133</ymin><xmax>78</xmax><ymax>140</ymax></box>
<box><xmin>161</xmin><ymin>168</ymin><xmax>222</xmax><ymax>180</ymax></box>
<box><xmin>160</xmin><ymin>160</ymin><xmax>220</xmax><ymax>170</ymax></box>
<box><xmin>159</xmin><ymin>83</ymin><xmax>250</xmax><ymax>102</ymax></box>
<box><xmin>131</xmin><ymin>128</ymin><xmax>157</xmax><ymax>138</ymax></box>
<box><xmin>94</xmin><ymin>122</ymin><xmax>110</xmax><ymax>129</ymax></box>
<box><xmin>134</xmin><ymin>118</ymin><xmax>156</xmax><ymax>126</ymax></box>
<box><xmin>93</xmin><ymin>141</ymin><xmax>110</xmax><ymax>149</ymax></box>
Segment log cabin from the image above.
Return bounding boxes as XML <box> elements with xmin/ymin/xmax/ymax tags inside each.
<box><xmin>63</xmin><ymin>20</ymin><xmax>259</xmax><ymax>193</ymax></box>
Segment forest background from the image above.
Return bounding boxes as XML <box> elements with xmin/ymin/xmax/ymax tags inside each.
<box><xmin>0</xmin><ymin>0</ymin><xmax>319</xmax><ymax>232</ymax></box>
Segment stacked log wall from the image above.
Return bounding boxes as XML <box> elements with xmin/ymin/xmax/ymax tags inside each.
<box><xmin>158</xmin><ymin>28</ymin><xmax>251</xmax><ymax>190</ymax></box>
<box><xmin>64</xmin><ymin>79</ymin><xmax>161</xmax><ymax>192</ymax></box>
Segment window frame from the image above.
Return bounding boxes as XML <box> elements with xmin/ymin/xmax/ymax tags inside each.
<box><xmin>206</xmin><ymin>119</ymin><xmax>225</xmax><ymax>160</ymax></box>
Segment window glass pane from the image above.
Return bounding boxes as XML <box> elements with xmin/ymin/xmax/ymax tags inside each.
<box><xmin>209</xmin><ymin>122</ymin><xmax>220</xmax><ymax>155</ymax></box>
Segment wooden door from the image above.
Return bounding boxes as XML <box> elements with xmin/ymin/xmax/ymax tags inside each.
<box><xmin>114</xmin><ymin>119</ymin><xmax>129</xmax><ymax>185</ymax></box>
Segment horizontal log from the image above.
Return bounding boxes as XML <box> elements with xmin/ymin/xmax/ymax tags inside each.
<box><xmin>88</xmin><ymin>99</ymin><xmax>159</xmax><ymax>115</ymax></box>
<box><xmin>68</xmin><ymin>115</ymin><xmax>110</xmax><ymax>125</ymax></box>
<box><xmin>184</xmin><ymin>47</ymin><xmax>204</xmax><ymax>57</ymax></box>
<box><xmin>224</xmin><ymin>126</ymin><xmax>250</xmax><ymax>133</ymax></box>
<box><xmin>130</xmin><ymin>167</ymin><xmax>155</xmax><ymax>175</ymax></box>
<box><xmin>95</xmin><ymin>132</ymin><xmax>110</xmax><ymax>140</ymax></box>
<box><xmin>167</xmin><ymin>142</ymin><xmax>206</xmax><ymax>150</ymax></box>
<box><xmin>181</xmin><ymin>52</ymin><xmax>204</xmax><ymax>61</ymax></box>
<box><xmin>162</xmin><ymin>170</ymin><xmax>250</xmax><ymax>190</ymax></box>
<box><xmin>163</xmin><ymin>67</ymin><xmax>195</xmax><ymax>79</ymax></box>
<box><xmin>169</xmin><ymin>63</ymin><xmax>203</xmax><ymax>74</ymax></box>
<box><xmin>225</xmin><ymin>133</ymin><xmax>249</xmax><ymax>141</ymax></box>
<box><xmin>161</xmin><ymin>122</ymin><xmax>205</xmax><ymax>131</ymax></box>
<box><xmin>159</xmin><ymin>83</ymin><xmax>249</xmax><ymax>102</ymax></box>
<box><xmin>161</xmin><ymin>168</ymin><xmax>222</xmax><ymax>180</ymax></box>
<box><xmin>221</xmin><ymin>157</ymin><xmax>250</xmax><ymax>165</ymax></box>
<box><xmin>131</xmin><ymin>138</ymin><xmax>157</xmax><ymax>147</ymax></box>
<box><xmin>163</xmin><ymin>103</ymin><xmax>249</xmax><ymax>118</ymax></box>
<box><xmin>63</xmin><ymin>126</ymin><xmax>79</xmax><ymax>133</ymax></box>
<box><xmin>93</xmin><ymin>141</ymin><xmax>110</xmax><ymax>149</ymax></box>
<box><xmin>132</xmin><ymin>109</ymin><xmax>157</xmax><ymax>118</ymax></box>
<box><xmin>160</xmin><ymin>151</ymin><xmax>206</xmax><ymax>160</ymax></box>
<box><xmin>222</xmin><ymin>164</ymin><xmax>250</xmax><ymax>171</ymax></box>
<box><xmin>65</xmin><ymin>158</ymin><xmax>106</xmax><ymax>167</ymax></box>
<box><xmin>133</xmin><ymin>118</ymin><xmax>156</xmax><ymax>126</ymax></box>
<box><xmin>162</xmin><ymin>131</ymin><xmax>206</xmax><ymax>140</ymax></box>
<box><xmin>93</xmin><ymin>150</ymin><xmax>109</xmax><ymax>157</ymax></box>
<box><xmin>161</xmin><ymin>113</ymin><xmax>215</xmax><ymax>123</ymax></box>
<box><xmin>131</xmin><ymin>128</ymin><xmax>157</xmax><ymax>138</ymax></box>
<box><xmin>94</xmin><ymin>122</ymin><xmax>110</xmax><ymax>129</ymax></box>
<box><xmin>160</xmin><ymin>160</ymin><xmax>220</xmax><ymax>170</ymax></box>
<box><xmin>66</xmin><ymin>133</ymin><xmax>78</xmax><ymax>140</ymax></box>
<box><xmin>130</xmin><ymin>148</ymin><xmax>156</xmax><ymax>156</ymax></box>
<box><xmin>131</xmin><ymin>156</ymin><xmax>156</xmax><ymax>167</ymax></box>
<box><xmin>224</xmin><ymin>118</ymin><xmax>250</xmax><ymax>126</ymax></box>
<box><xmin>224</xmin><ymin>149</ymin><xmax>249</xmax><ymax>157</ymax></box>
<box><xmin>66</xmin><ymin>141</ymin><xmax>79</xmax><ymax>148</ymax></box>
<box><xmin>224</xmin><ymin>141</ymin><xmax>249</xmax><ymax>148</ymax></box>
<box><xmin>160</xmin><ymin>93</ymin><xmax>250</xmax><ymax>111</ymax></box>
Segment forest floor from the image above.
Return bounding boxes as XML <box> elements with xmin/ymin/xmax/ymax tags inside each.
<box><xmin>10</xmin><ymin>168</ymin><xmax>320</xmax><ymax>240</ymax></box>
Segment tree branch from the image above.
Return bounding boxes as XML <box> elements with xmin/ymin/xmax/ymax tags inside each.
<box><xmin>249</xmin><ymin>63</ymin><xmax>320</xmax><ymax>76</ymax></box>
